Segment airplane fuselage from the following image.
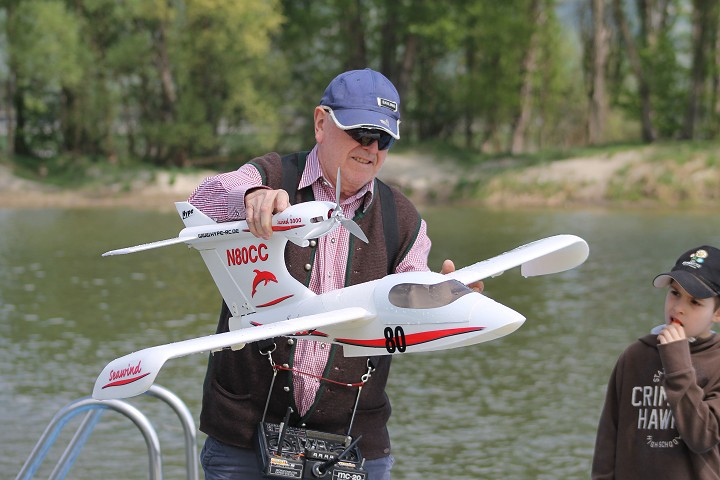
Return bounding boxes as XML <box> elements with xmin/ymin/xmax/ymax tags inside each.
<box><xmin>230</xmin><ymin>270</ymin><xmax>526</xmax><ymax>357</ymax></box>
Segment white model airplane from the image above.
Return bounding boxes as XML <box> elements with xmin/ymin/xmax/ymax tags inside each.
<box><xmin>92</xmin><ymin>175</ymin><xmax>589</xmax><ymax>400</ymax></box>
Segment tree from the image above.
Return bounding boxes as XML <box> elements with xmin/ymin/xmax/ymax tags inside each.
<box><xmin>511</xmin><ymin>0</ymin><xmax>546</xmax><ymax>154</ymax></box>
<box><xmin>115</xmin><ymin>0</ymin><xmax>286</xmax><ymax>165</ymax></box>
<box><xmin>607</xmin><ymin>0</ymin><xmax>695</xmax><ymax>142</ymax></box>
<box><xmin>454</xmin><ymin>1</ymin><xmax>533</xmax><ymax>151</ymax></box>
<box><xmin>611</xmin><ymin>0</ymin><xmax>656</xmax><ymax>142</ymax></box>
<box><xmin>4</xmin><ymin>0</ymin><xmax>84</xmax><ymax>158</ymax></box>
<box><xmin>682</xmin><ymin>0</ymin><xmax>719</xmax><ymax>139</ymax></box>
<box><xmin>587</xmin><ymin>0</ymin><xmax>610</xmax><ymax>144</ymax></box>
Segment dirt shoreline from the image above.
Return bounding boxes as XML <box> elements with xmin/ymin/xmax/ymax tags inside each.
<box><xmin>2</xmin><ymin>147</ymin><xmax>718</xmax><ymax>210</ymax></box>
<box><xmin>1</xmin><ymin>155</ymin><xmax>462</xmax><ymax>210</ymax></box>
<box><xmin>0</xmin><ymin>166</ymin><xmax>211</xmax><ymax>211</ymax></box>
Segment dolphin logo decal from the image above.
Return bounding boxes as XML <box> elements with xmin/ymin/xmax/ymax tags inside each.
<box><xmin>252</xmin><ymin>269</ymin><xmax>278</xmax><ymax>297</ymax></box>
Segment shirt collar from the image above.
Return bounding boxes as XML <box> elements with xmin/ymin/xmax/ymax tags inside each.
<box><xmin>301</xmin><ymin>145</ymin><xmax>375</xmax><ymax>211</ymax></box>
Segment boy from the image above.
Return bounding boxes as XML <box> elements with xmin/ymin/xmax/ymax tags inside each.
<box><xmin>592</xmin><ymin>245</ymin><xmax>720</xmax><ymax>479</ymax></box>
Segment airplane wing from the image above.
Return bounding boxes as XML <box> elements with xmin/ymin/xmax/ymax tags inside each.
<box><xmin>92</xmin><ymin>307</ymin><xmax>374</xmax><ymax>400</ymax></box>
<box><xmin>446</xmin><ymin>234</ymin><xmax>589</xmax><ymax>285</ymax></box>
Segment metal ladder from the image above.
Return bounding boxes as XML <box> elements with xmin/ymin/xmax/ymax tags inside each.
<box><xmin>15</xmin><ymin>385</ymin><xmax>200</xmax><ymax>480</ymax></box>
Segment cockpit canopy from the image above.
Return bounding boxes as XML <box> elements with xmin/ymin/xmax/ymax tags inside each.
<box><xmin>388</xmin><ymin>279</ymin><xmax>473</xmax><ymax>309</ymax></box>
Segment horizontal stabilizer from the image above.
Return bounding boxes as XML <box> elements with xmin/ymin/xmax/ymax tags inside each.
<box><xmin>447</xmin><ymin>234</ymin><xmax>589</xmax><ymax>285</ymax></box>
<box><xmin>102</xmin><ymin>235</ymin><xmax>197</xmax><ymax>256</ymax></box>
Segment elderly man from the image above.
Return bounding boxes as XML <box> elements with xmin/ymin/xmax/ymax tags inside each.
<box><xmin>188</xmin><ymin>68</ymin><xmax>472</xmax><ymax>480</ymax></box>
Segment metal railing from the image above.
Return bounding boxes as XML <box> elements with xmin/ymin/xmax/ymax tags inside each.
<box><xmin>16</xmin><ymin>385</ymin><xmax>199</xmax><ymax>480</ymax></box>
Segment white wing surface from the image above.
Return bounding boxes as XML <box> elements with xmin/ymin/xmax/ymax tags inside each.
<box><xmin>102</xmin><ymin>236</ymin><xmax>198</xmax><ymax>256</ymax></box>
<box><xmin>446</xmin><ymin>234</ymin><xmax>589</xmax><ymax>285</ymax></box>
<box><xmin>93</xmin><ymin>307</ymin><xmax>374</xmax><ymax>400</ymax></box>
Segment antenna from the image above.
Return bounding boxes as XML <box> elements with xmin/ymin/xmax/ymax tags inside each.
<box><xmin>276</xmin><ymin>406</ymin><xmax>293</xmax><ymax>456</ymax></box>
<box><xmin>311</xmin><ymin>435</ymin><xmax>364</xmax><ymax>478</ymax></box>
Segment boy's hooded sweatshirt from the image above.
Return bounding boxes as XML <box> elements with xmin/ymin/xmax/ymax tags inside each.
<box><xmin>592</xmin><ymin>333</ymin><xmax>720</xmax><ymax>479</ymax></box>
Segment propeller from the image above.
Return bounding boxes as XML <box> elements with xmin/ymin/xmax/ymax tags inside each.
<box><xmin>331</xmin><ymin>169</ymin><xmax>369</xmax><ymax>243</ymax></box>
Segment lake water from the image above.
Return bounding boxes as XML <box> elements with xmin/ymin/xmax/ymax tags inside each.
<box><xmin>2</xmin><ymin>206</ymin><xmax>718</xmax><ymax>479</ymax></box>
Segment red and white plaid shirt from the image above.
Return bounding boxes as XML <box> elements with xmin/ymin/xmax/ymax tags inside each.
<box><xmin>189</xmin><ymin>146</ymin><xmax>431</xmax><ymax>414</ymax></box>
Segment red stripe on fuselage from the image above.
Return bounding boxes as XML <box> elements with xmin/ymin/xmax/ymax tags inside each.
<box><xmin>272</xmin><ymin>225</ymin><xmax>306</xmax><ymax>232</ymax></box>
<box><xmin>336</xmin><ymin>327</ymin><xmax>485</xmax><ymax>348</ymax></box>
<box><xmin>256</xmin><ymin>295</ymin><xmax>294</xmax><ymax>307</ymax></box>
<box><xmin>242</xmin><ymin>225</ymin><xmax>304</xmax><ymax>233</ymax></box>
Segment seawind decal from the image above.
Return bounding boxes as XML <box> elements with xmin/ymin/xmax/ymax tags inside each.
<box><xmin>101</xmin><ymin>360</ymin><xmax>151</xmax><ymax>389</ymax></box>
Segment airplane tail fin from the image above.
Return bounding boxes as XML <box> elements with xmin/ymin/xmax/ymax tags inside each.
<box><xmin>175</xmin><ymin>201</ymin><xmax>216</xmax><ymax>227</ymax></box>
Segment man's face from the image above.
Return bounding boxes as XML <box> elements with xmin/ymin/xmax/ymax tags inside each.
<box><xmin>664</xmin><ymin>280</ymin><xmax>720</xmax><ymax>339</ymax></box>
<box><xmin>314</xmin><ymin>107</ymin><xmax>388</xmax><ymax>200</ymax></box>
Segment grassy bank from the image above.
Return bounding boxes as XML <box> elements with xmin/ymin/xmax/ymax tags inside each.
<box><xmin>1</xmin><ymin>140</ymin><xmax>719</xmax><ymax>210</ymax></box>
<box><xmin>474</xmin><ymin>141</ymin><xmax>720</xmax><ymax>209</ymax></box>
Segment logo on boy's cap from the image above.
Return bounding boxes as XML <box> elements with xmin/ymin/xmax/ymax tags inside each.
<box><xmin>653</xmin><ymin>245</ymin><xmax>720</xmax><ymax>298</ymax></box>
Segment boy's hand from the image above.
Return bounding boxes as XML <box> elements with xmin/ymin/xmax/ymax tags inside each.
<box><xmin>657</xmin><ymin>323</ymin><xmax>686</xmax><ymax>345</ymax></box>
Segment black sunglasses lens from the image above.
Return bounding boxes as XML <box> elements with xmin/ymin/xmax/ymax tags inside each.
<box><xmin>346</xmin><ymin>129</ymin><xmax>395</xmax><ymax>150</ymax></box>
<box><xmin>379</xmin><ymin>135</ymin><xmax>395</xmax><ymax>150</ymax></box>
<box><xmin>355</xmin><ymin>134</ymin><xmax>376</xmax><ymax>147</ymax></box>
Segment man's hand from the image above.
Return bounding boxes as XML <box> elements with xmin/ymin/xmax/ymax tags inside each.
<box><xmin>441</xmin><ymin>259</ymin><xmax>484</xmax><ymax>293</ymax></box>
<box><xmin>244</xmin><ymin>188</ymin><xmax>290</xmax><ymax>240</ymax></box>
<box><xmin>657</xmin><ymin>323</ymin><xmax>686</xmax><ymax>345</ymax></box>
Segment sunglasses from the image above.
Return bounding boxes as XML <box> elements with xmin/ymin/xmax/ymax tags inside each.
<box><xmin>344</xmin><ymin>128</ymin><xmax>396</xmax><ymax>150</ymax></box>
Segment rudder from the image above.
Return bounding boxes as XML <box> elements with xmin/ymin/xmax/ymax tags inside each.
<box><xmin>175</xmin><ymin>201</ymin><xmax>216</xmax><ymax>227</ymax></box>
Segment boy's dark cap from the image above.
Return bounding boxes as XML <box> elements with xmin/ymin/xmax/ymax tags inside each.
<box><xmin>653</xmin><ymin>245</ymin><xmax>720</xmax><ymax>298</ymax></box>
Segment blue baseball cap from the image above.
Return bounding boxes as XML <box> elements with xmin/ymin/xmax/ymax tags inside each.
<box><xmin>320</xmin><ymin>68</ymin><xmax>401</xmax><ymax>139</ymax></box>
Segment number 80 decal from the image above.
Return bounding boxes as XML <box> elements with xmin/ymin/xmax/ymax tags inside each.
<box><xmin>384</xmin><ymin>326</ymin><xmax>406</xmax><ymax>353</ymax></box>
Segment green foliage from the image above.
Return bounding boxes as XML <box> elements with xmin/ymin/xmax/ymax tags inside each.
<box><xmin>9</xmin><ymin>0</ymin><xmax>83</xmax><ymax>89</ymax></box>
<box><xmin>608</xmin><ymin>0</ymin><xmax>706</xmax><ymax>141</ymax></box>
<box><xmin>3</xmin><ymin>0</ymin><xmax>286</xmax><ymax>164</ymax></box>
<box><xmin>643</xmin><ymin>31</ymin><xmax>687</xmax><ymax>138</ymax></box>
<box><xmin>6</xmin><ymin>0</ymin><xmax>84</xmax><ymax>155</ymax></box>
<box><xmin>531</xmin><ymin>3</ymin><xmax>587</xmax><ymax>149</ymax></box>
<box><xmin>0</xmin><ymin>0</ymin><xmax>717</xmax><ymax>169</ymax></box>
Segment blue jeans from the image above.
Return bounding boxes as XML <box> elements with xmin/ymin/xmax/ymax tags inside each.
<box><xmin>201</xmin><ymin>435</ymin><xmax>394</xmax><ymax>480</ymax></box>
